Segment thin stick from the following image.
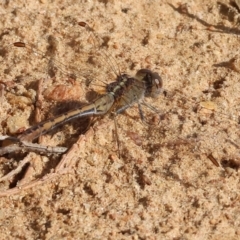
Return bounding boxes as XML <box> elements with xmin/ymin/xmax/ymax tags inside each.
<box><xmin>0</xmin><ymin>136</ymin><xmax>67</xmax><ymax>155</ymax></box>
<box><xmin>0</xmin><ymin>128</ymin><xmax>93</xmax><ymax>196</ymax></box>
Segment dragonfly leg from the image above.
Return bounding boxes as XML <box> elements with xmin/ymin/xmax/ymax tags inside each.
<box><xmin>113</xmin><ymin>114</ymin><xmax>121</xmax><ymax>158</ymax></box>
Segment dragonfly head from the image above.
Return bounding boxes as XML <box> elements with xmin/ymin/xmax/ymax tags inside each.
<box><xmin>136</xmin><ymin>69</ymin><xmax>162</xmax><ymax>98</ymax></box>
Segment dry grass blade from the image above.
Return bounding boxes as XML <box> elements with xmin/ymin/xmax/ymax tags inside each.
<box><xmin>0</xmin><ymin>128</ymin><xmax>93</xmax><ymax>196</ymax></box>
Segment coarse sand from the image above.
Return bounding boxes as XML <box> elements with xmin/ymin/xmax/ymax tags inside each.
<box><xmin>0</xmin><ymin>0</ymin><xmax>240</xmax><ymax>239</ymax></box>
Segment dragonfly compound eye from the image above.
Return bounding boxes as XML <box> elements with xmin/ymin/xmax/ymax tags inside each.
<box><xmin>136</xmin><ymin>69</ymin><xmax>163</xmax><ymax>98</ymax></box>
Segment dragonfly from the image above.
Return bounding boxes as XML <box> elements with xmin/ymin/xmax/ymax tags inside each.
<box><xmin>0</xmin><ymin>22</ymin><xmax>162</xmax><ymax>156</ymax></box>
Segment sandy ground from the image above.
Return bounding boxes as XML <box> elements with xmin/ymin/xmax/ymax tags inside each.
<box><xmin>0</xmin><ymin>0</ymin><xmax>240</xmax><ymax>239</ymax></box>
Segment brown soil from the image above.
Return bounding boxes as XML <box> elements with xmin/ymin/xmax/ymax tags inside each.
<box><xmin>0</xmin><ymin>0</ymin><xmax>240</xmax><ymax>239</ymax></box>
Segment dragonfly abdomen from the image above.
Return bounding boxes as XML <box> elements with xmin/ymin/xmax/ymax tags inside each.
<box><xmin>18</xmin><ymin>94</ymin><xmax>114</xmax><ymax>142</ymax></box>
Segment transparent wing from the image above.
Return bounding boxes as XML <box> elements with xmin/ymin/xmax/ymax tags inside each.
<box><xmin>1</xmin><ymin>21</ymin><xmax>120</xmax><ymax>94</ymax></box>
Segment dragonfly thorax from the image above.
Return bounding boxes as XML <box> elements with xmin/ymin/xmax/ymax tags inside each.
<box><xmin>106</xmin><ymin>74</ymin><xmax>135</xmax><ymax>99</ymax></box>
